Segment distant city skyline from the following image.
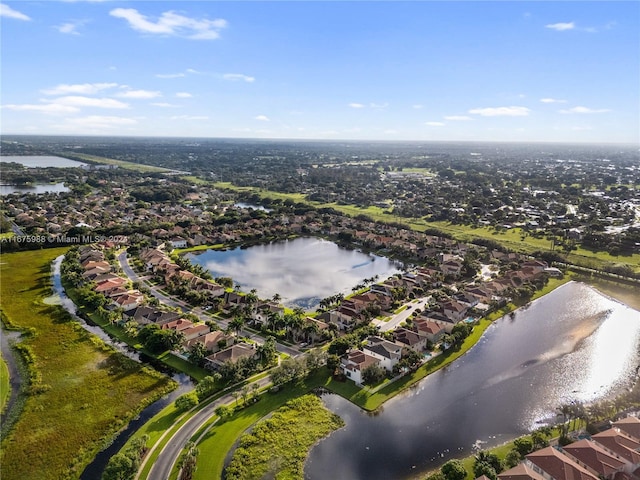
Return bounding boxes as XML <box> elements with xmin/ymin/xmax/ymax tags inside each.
<box><xmin>1</xmin><ymin>1</ymin><xmax>639</xmax><ymax>144</ymax></box>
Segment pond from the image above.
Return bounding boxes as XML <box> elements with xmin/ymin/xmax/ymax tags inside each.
<box><xmin>304</xmin><ymin>282</ymin><xmax>640</xmax><ymax>480</ymax></box>
<box><xmin>0</xmin><ymin>182</ymin><xmax>69</xmax><ymax>196</ymax></box>
<box><xmin>0</xmin><ymin>155</ymin><xmax>86</xmax><ymax>168</ymax></box>
<box><xmin>186</xmin><ymin>237</ymin><xmax>402</xmax><ymax>309</ymax></box>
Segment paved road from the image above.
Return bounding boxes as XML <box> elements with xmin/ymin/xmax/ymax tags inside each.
<box><xmin>117</xmin><ymin>252</ymin><xmax>301</xmax><ymax>357</ymax></box>
<box><xmin>143</xmin><ymin>374</ymin><xmax>274</xmax><ymax>480</ymax></box>
<box><xmin>373</xmin><ymin>296</ymin><xmax>432</xmax><ymax>332</ymax></box>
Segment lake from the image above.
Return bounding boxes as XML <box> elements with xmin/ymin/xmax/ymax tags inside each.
<box><xmin>186</xmin><ymin>237</ymin><xmax>402</xmax><ymax>309</ymax></box>
<box><xmin>0</xmin><ymin>155</ymin><xmax>86</xmax><ymax>168</ymax></box>
<box><xmin>0</xmin><ymin>182</ymin><xmax>69</xmax><ymax>196</ymax></box>
<box><xmin>304</xmin><ymin>282</ymin><xmax>640</xmax><ymax>480</ymax></box>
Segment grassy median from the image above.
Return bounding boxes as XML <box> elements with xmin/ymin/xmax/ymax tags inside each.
<box><xmin>0</xmin><ymin>248</ymin><xmax>176</xmax><ymax>480</ymax></box>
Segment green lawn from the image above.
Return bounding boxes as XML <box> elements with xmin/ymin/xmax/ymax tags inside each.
<box><xmin>64</xmin><ymin>281</ymin><xmax>211</xmax><ymax>382</ymax></box>
<box><xmin>192</xmin><ymin>372</ymin><xmax>336</xmax><ymax>480</ymax></box>
<box><xmin>0</xmin><ymin>248</ymin><xmax>176</xmax><ymax>480</ymax></box>
<box><xmin>202</xmin><ymin>181</ymin><xmax>640</xmax><ymax>271</ymax></box>
<box><xmin>224</xmin><ymin>394</ymin><xmax>344</xmax><ymax>480</ymax></box>
<box><xmin>143</xmin><ymin>276</ymin><xmax>575</xmax><ymax>480</ymax></box>
<box><xmin>66</xmin><ymin>153</ymin><xmax>175</xmax><ymax>173</ymax></box>
<box><xmin>0</xmin><ymin>353</ymin><xmax>9</xmax><ymax>413</ymax></box>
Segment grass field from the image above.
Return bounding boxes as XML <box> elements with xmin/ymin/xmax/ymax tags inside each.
<box><xmin>0</xmin><ymin>354</ymin><xmax>9</xmax><ymax>413</ymax></box>
<box><xmin>208</xmin><ymin>182</ymin><xmax>639</xmax><ymax>271</ymax></box>
<box><xmin>192</xmin><ymin>371</ymin><xmax>341</xmax><ymax>480</ymax></box>
<box><xmin>224</xmin><ymin>394</ymin><xmax>344</xmax><ymax>480</ymax></box>
<box><xmin>147</xmin><ymin>276</ymin><xmax>576</xmax><ymax>480</ymax></box>
<box><xmin>66</xmin><ymin>153</ymin><xmax>176</xmax><ymax>173</ymax></box>
<box><xmin>0</xmin><ymin>248</ymin><xmax>176</xmax><ymax>480</ymax></box>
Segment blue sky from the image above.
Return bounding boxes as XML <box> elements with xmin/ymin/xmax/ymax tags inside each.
<box><xmin>1</xmin><ymin>1</ymin><xmax>638</xmax><ymax>144</ymax></box>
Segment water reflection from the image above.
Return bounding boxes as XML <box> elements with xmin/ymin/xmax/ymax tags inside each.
<box><xmin>0</xmin><ymin>182</ymin><xmax>69</xmax><ymax>196</ymax></box>
<box><xmin>304</xmin><ymin>282</ymin><xmax>640</xmax><ymax>480</ymax></box>
<box><xmin>187</xmin><ymin>237</ymin><xmax>402</xmax><ymax>309</ymax></box>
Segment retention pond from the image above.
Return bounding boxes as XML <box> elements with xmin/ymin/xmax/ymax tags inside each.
<box><xmin>305</xmin><ymin>282</ymin><xmax>640</xmax><ymax>480</ymax></box>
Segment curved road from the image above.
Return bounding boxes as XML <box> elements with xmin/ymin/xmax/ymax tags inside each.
<box><xmin>117</xmin><ymin>252</ymin><xmax>300</xmax><ymax>357</ymax></box>
<box><xmin>116</xmin><ymin>250</ymin><xmax>304</xmax><ymax>479</ymax></box>
<box><xmin>143</xmin><ymin>374</ymin><xmax>274</xmax><ymax>480</ymax></box>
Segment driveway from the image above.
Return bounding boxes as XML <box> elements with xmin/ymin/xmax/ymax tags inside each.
<box><xmin>373</xmin><ymin>296</ymin><xmax>432</xmax><ymax>332</ymax></box>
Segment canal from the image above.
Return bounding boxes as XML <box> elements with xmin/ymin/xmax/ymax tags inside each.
<box><xmin>304</xmin><ymin>282</ymin><xmax>640</xmax><ymax>480</ymax></box>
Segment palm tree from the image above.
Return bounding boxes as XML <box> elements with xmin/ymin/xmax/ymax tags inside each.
<box><xmin>272</xmin><ymin>293</ymin><xmax>281</xmax><ymax>303</ymax></box>
<box><xmin>250</xmin><ymin>383</ymin><xmax>259</xmax><ymax>401</ymax></box>
<box><xmin>303</xmin><ymin>321</ymin><xmax>320</xmax><ymax>345</ymax></box>
<box><xmin>230</xmin><ymin>316</ymin><xmax>245</xmax><ymax>338</ymax></box>
<box><xmin>283</xmin><ymin>313</ymin><xmax>304</xmax><ymax>342</ymax></box>
<box><xmin>557</xmin><ymin>404</ymin><xmax>572</xmax><ymax>437</ymax></box>
<box><xmin>241</xmin><ymin>385</ymin><xmax>250</xmax><ymax>406</ymax></box>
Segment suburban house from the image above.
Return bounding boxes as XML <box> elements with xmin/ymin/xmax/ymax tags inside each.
<box><xmin>169</xmin><ymin>238</ymin><xmax>188</xmax><ymax>249</ymax></box>
<box><xmin>182</xmin><ymin>330</ymin><xmax>232</xmax><ymax>353</ymax></box>
<box><xmin>113</xmin><ymin>291</ymin><xmax>145</xmax><ymax>311</ymax></box>
<box><xmin>340</xmin><ymin>349</ymin><xmax>381</xmax><ymax>386</ymax></box>
<box><xmin>204</xmin><ymin>343</ymin><xmax>256</xmax><ymax>370</ymax></box>
<box><xmin>413</xmin><ymin>318</ymin><xmax>447</xmax><ymax>342</ymax></box>
<box><xmin>160</xmin><ymin>318</ymin><xmax>194</xmax><ymax>332</ymax></box>
<box><xmin>497</xmin><ymin>416</ymin><xmax>640</xmax><ymax>480</ymax></box>
<box><xmin>180</xmin><ymin>324</ymin><xmax>212</xmax><ymax>341</ymax></box>
<box><xmin>590</xmin><ymin>428</ymin><xmax>640</xmax><ymax>464</ymax></box>
<box><xmin>318</xmin><ymin>310</ymin><xmax>358</xmax><ymax>331</ymax></box>
<box><xmin>525</xmin><ymin>447</ymin><xmax>599</xmax><ymax>480</ymax></box>
<box><xmin>441</xmin><ymin>300</ymin><xmax>468</xmax><ymax>323</ymax></box>
<box><xmin>251</xmin><ymin>302</ymin><xmax>285</xmax><ymax>327</ymax></box>
<box><xmin>497</xmin><ymin>462</ymin><xmax>548</xmax><ymax>480</ymax></box>
<box><xmin>362</xmin><ymin>336</ymin><xmax>403</xmax><ymax>371</ymax></box>
<box><xmin>393</xmin><ymin>328</ymin><xmax>429</xmax><ymax>352</ymax></box>
<box><xmin>613</xmin><ymin>416</ymin><xmax>640</xmax><ymax>440</ymax></box>
<box><xmin>562</xmin><ymin>439</ymin><xmax>631</xmax><ymax>479</ymax></box>
<box><xmin>123</xmin><ymin>306</ymin><xmax>181</xmax><ymax>327</ymax></box>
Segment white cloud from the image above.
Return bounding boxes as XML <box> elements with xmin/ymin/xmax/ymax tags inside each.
<box><xmin>42</xmin><ymin>83</ymin><xmax>118</xmax><ymax>95</ymax></box>
<box><xmin>48</xmin><ymin>96</ymin><xmax>130</xmax><ymax>109</ymax></box>
<box><xmin>169</xmin><ymin>115</ymin><xmax>208</xmax><ymax>120</ymax></box>
<box><xmin>348</xmin><ymin>103</ymin><xmax>365</xmax><ymax>108</ymax></box>
<box><xmin>370</xmin><ymin>102</ymin><xmax>388</xmax><ymax>109</ymax></box>
<box><xmin>468</xmin><ymin>106</ymin><xmax>531</xmax><ymax>117</ymax></box>
<box><xmin>223</xmin><ymin>73</ymin><xmax>255</xmax><ymax>83</ymax></box>
<box><xmin>412</xmin><ymin>104</ymin><xmax>424</xmax><ymax>109</ymax></box>
<box><xmin>116</xmin><ymin>89</ymin><xmax>162</xmax><ymax>99</ymax></box>
<box><xmin>559</xmin><ymin>106</ymin><xmax>611</xmax><ymax>114</ymax></box>
<box><xmin>0</xmin><ymin>3</ymin><xmax>31</xmax><ymax>21</ymax></box>
<box><xmin>425</xmin><ymin>122</ymin><xmax>445</xmax><ymax>127</ymax></box>
<box><xmin>156</xmin><ymin>72</ymin><xmax>185</xmax><ymax>79</ymax></box>
<box><xmin>2</xmin><ymin>103</ymin><xmax>79</xmax><ymax>114</ymax></box>
<box><xmin>540</xmin><ymin>98</ymin><xmax>567</xmax><ymax>103</ymax></box>
<box><xmin>55</xmin><ymin>21</ymin><xmax>87</xmax><ymax>35</ymax></box>
<box><xmin>255</xmin><ymin>115</ymin><xmax>270</xmax><ymax>121</ymax></box>
<box><xmin>151</xmin><ymin>102</ymin><xmax>179</xmax><ymax>108</ymax></box>
<box><xmin>175</xmin><ymin>92</ymin><xmax>192</xmax><ymax>98</ymax></box>
<box><xmin>546</xmin><ymin>22</ymin><xmax>575</xmax><ymax>31</ymax></box>
<box><xmin>110</xmin><ymin>8</ymin><xmax>227</xmax><ymax>40</ymax></box>
<box><xmin>444</xmin><ymin>115</ymin><xmax>472</xmax><ymax>121</ymax></box>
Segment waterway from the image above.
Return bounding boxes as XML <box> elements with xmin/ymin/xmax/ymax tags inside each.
<box><xmin>47</xmin><ymin>256</ymin><xmax>193</xmax><ymax>478</ymax></box>
<box><xmin>0</xmin><ymin>182</ymin><xmax>69</xmax><ymax>196</ymax></box>
<box><xmin>0</xmin><ymin>155</ymin><xmax>86</xmax><ymax>168</ymax></box>
<box><xmin>186</xmin><ymin>237</ymin><xmax>402</xmax><ymax>309</ymax></box>
<box><xmin>304</xmin><ymin>282</ymin><xmax>640</xmax><ymax>480</ymax></box>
